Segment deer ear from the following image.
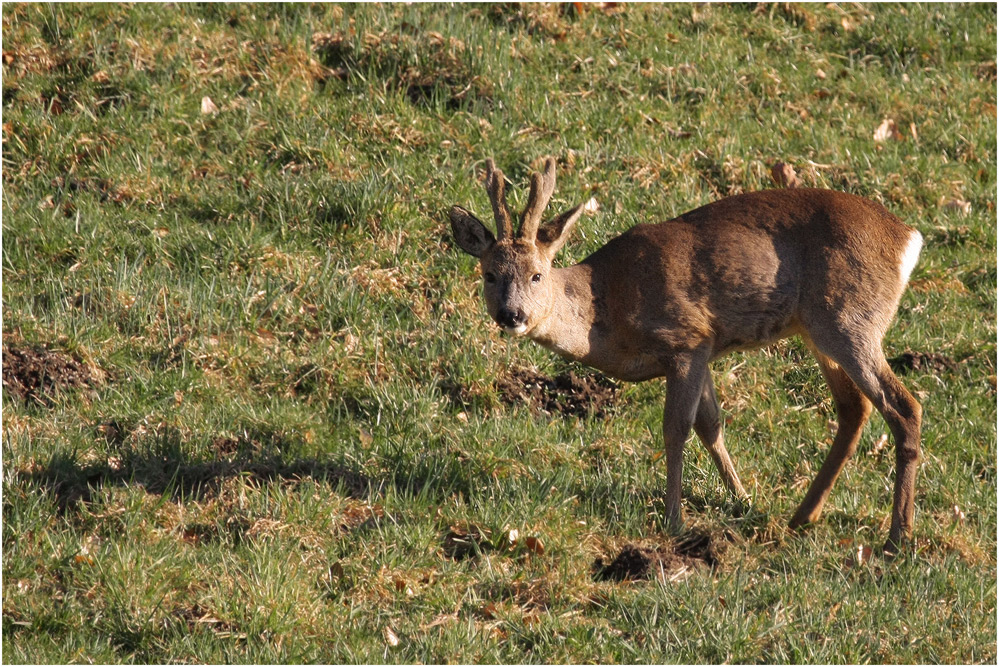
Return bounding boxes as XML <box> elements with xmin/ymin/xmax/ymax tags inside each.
<box><xmin>450</xmin><ymin>205</ymin><xmax>496</xmax><ymax>258</ymax></box>
<box><xmin>536</xmin><ymin>204</ymin><xmax>583</xmax><ymax>257</ymax></box>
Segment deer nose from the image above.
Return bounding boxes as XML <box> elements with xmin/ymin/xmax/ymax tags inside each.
<box><xmin>497</xmin><ymin>307</ymin><xmax>526</xmax><ymax>329</ymax></box>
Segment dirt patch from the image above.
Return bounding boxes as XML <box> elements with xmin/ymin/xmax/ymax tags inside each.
<box><xmin>3</xmin><ymin>342</ymin><xmax>96</xmax><ymax>405</ymax></box>
<box><xmin>889</xmin><ymin>351</ymin><xmax>958</xmax><ymax>375</ymax></box>
<box><xmin>209</xmin><ymin>435</ymin><xmax>241</xmax><ymax>457</ymax></box>
<box><xmin>172</xmin><ymin>603</ymin><xmax>240</xmax><ymax>635</ymax></box>
<box><xmin>593</xmin><ymin>532</ymin><xmax>719</xmax><ymax>582</ymax></box>
<box><xmin>497</xmin><ymin>368</ymin><xmax>619</xmax><ymax>418</ymax></box>
<box><xmin>442</xmin><ymin>523</ymin><xmax>492</xmax><ymax>561</ymax></box>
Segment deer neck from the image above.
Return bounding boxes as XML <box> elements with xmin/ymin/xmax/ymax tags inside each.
<box><xmin>527</xmin><ymin>264</ymin><xmax>597</xmax><ymax>362</ymax></box>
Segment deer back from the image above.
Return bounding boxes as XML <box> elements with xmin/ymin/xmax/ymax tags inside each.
<box><xmin>539</xmin><ymin>187</ymin><xmax>920</xmax><ymax>380</ymax></box>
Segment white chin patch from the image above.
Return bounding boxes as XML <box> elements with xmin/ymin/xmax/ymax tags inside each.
<box><xmin>502</xmin><ymin>324</ymin><xmax>529</xmax><ymax>336</ymax></box>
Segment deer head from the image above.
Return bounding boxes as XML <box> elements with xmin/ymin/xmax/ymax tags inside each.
<box><xmin>450</xmin><ymin>158</ymin><xmax>585</xmax><ymax>335</ymax></box>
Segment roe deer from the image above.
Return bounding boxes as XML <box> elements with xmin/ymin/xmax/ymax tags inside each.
<box><xmin>450</xmin><ymin>157</ymin><xmax>923</xmax><ymax>553</ymax></box>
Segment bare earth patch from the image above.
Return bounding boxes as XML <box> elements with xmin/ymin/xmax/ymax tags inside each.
<box><xmin>889</xmin><ymin>351</ymin><xmax>959</xmax><ymax>375</ymax></box>
<box><xmin>2</xmin><ymin>342</ymin><xmax>96</xmax><ymax>405</ymax></box>
<box><xmin>593</xmin><ymin>532</ymin><xmax>720</xmax><ymax>582</ymax></box>
<box><xmin>497</xmin><ymin>368</ymin><xmax>619</xmax><ymax>418</ymax></box>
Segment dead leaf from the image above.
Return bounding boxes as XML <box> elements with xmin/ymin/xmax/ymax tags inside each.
<box><xmin>524</xmin><ymin>536</ymin><xmax>545</xmax><ymax>556</ymax></box>
<box><xmin>855</xmin><ymin>544</ymin><xmax>873</xmax><ymax>564</ymax></box>
<box><xmin>390</xmin><ymin>577</ymin><xmax>413</xmax><ymax>596</ymax></box>
<box><xmin>871</xmin><ymin>433</ymin><xmax>889</xmax><ymax>456</ymax></box>
<box><xmin>384</xmin><ymin>625</ymin><xmax>400</xmax><ymax>647</ymax></box>
<box><xmin>583</xmin><ymin>197</ymin><xmax>600</xmax><ymax>215</ymax></box>
<box><xmin>770</xmin><ymin>162</ymin><xmax>801</xmax><ymax>188</ymax></box>
<box><xmin>200</xmin><ymin>96</ymin><xmax>219</xmax><ymax>115</ymax></box>
<box><xmin>844</xmin><ymin>543</ymin><xmax>873</xmax><ymax>568</ymax></box>
<box><xmin>873</xmin><ymin>118</ymin><xmax>902</xmax><ymax>143</ymax></box>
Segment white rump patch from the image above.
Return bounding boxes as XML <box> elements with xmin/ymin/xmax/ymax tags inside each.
<box><xmin>898</xmin><ymin>229</ymin><xmax>923</xmax><ymax>285</ymax></box>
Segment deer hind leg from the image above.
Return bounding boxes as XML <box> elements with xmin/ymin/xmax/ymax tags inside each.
<box><xmin>693</xmin><ymin>370</ymin><xmax>749</xmax><ymax>504</ymax></box>
<box><xmin>790</xmin><ymin>345</ymin><xmax>873</xmax><ymax>530</ymax></box>
<box><xmin>806</xmin><ymin>334</ymin><xmax>922</xmax><ymax>552</ymax></box>
<box><xmin>857</xmin><ymin>362</ymin><xmax>921</xmax><ymax>553</ymax></box>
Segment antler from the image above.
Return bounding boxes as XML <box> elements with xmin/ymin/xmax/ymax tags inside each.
<box><xmin>484</xmin><ymin>159</ymin><xmax>514</xmax><ymax>240</ymax></box>
<box><xmin>481</xmin><ymin>157</ymin><xmax>559</xmax><ymax>241</ymax></box>
<box><xmin>518</xmin><ymin>157</ymin><xmax>557</xmax><ymax>241</ymax></box>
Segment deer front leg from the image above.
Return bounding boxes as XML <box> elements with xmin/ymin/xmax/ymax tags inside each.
<box><xmin>662</xmin><ymin>354</ymin><xmax>711</xmax><ymax>530</ymax></box>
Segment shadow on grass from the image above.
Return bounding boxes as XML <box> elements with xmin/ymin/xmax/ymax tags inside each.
<box><xmin>19</xmin><ymin>441</ymin><xmax>373</xmax><ymax>512</ymax></box>
<box><xmin>17</xmin><ymin>423</ymin><xmax>489</xmax><ymax>516</ymax></box>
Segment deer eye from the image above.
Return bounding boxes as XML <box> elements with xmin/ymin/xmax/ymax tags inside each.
<box><xmin>531</xmin><ymin>273</ymin><xmax>542</xmax><ymax>283</ymax></box>
<box><xmin>484</xmin><ymin>272</ymin><xmax>496</xmax><ymax>284</ymax></box>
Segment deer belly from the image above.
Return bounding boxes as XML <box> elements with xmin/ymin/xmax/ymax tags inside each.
<box><xmin>714</xmin><ymin>310</ymin><xmax>800</xmax><ymax>354</ymax></box>
<box><xmin>584</xmin><ymin>341</ymin><xmax>669</xmax><ymax>382</ymax></box>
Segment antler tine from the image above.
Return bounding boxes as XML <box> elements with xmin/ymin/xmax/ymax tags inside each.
<box><xmin>518</xmin><ymin>157</ymin><xmax>557</xmax><ymax>240</ymax></box>
<box><xmin>484</xmin><ymin>158</ymin><xmax>514</xmax><ymax>240</ymax></box>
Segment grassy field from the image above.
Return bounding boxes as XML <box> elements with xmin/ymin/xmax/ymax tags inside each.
<box><xmin>2</xmin><ymin>3</ymin><xmax>995</xmax><ymax>663</ymax></box>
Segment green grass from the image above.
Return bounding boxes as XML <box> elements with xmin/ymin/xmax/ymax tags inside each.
<box><xmin>2</xmin><ymin>2</ymin><xmax>995</xmax><ymax>663</ymax></box>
